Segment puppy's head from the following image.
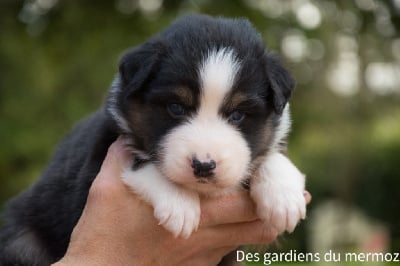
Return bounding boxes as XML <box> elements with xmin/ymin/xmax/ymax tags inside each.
<box><xmin>107</xmin><ymin>15</ymin><xmax>294</xmax><ymax>193</ymax></box>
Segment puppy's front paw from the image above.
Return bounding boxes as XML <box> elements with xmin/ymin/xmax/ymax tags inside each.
<box><xmin>122</xmin><ymin>164</ymin><xmax>200</xmax><ymax>238</ymax></box>
<box><xmin>251</xmin><ymin>153</ymin><xmax>306</xmax><ymax>234</ymax></box>
<box><xmin>153</xmin><ymin>189</ymin><xmax>200</xmax><ymax>238</ymax></box>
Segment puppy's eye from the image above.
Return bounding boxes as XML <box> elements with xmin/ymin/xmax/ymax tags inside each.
<box><xmin>167</xmin><ymin>103</ymin><xmax>186</xmax><ymax>118</ymax></box>
<box><xmin>228</xmin><ymin>110</ymin><xmax>245</xmax><ymax>124</ymax></box>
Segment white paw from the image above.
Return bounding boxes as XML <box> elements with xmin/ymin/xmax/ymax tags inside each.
<box><xmin>153</xmin><ymin>190</ymin><xmax>200</xmax><ymax>238</ymax></box>
<box><xmin>250</xmin><ymin>153</ymin><xmax>306</xmax><ymax>234</ymax></box>
<box><xmin>121</xmin><ymin>163</ymin><xmax>200</xmax><ymax>239</ymax></box>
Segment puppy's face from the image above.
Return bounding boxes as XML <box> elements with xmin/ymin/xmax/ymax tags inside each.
<box><xmin>108</xmin><ymin>16</ymin><xmax>294</xmax><ymax>194</ymax></box>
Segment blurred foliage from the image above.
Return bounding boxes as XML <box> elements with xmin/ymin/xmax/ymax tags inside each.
<box><xmin>1</xmin><ymin>0</ymin><xmax>399</xmax><ymax>253</ymax></box>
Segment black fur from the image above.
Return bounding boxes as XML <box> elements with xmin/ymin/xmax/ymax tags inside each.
<box><xmin>0</xmin><ymin>111</ymin><xmax>118</xmax><ymax>265</ymax></box>
<box><xmin>0</xmin><ymin>14</ymin><xmax>294</xmax><ymax>265</ymax></box>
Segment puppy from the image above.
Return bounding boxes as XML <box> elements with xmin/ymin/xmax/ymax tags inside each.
<box><xmin>0</xmin><ymin>14</ymin><xmax>306</xmax><ymax>265</ymax></box>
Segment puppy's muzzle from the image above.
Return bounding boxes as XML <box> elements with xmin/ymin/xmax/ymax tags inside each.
<box><xmin>191</xmin><ymin>157</ymin><xmax>216</xmax><ymax>178</ymax></box>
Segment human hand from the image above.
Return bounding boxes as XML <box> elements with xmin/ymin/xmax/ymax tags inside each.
<box><xmin>53</xmin><ymin>137</ymin><xmax>311</xmax><ymax>266</ymax></box>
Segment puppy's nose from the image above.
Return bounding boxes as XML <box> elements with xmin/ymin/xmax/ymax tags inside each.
<box><xmin>191</xmin><ymin>158</ymin><xmax>216</xmax><ymax>178</ymax></box>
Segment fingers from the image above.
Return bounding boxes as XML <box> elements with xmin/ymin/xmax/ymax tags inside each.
<box><xmin>201</xmin><ymin>220</ymin><xmax>278</xmax><ymax>246</ymax></box>
<box><xmin>201</xmin><ymin>246</ymin><xmax>239</xmax><ymax>266</ymax></box>
<box><xmin>304</xmin><ymin>191</ymin><xmax>312</xmax><ymax>204</ymax></box>
<box><xmin>200</xmin><ymin>191</ymin><xmax>258</xmax><ymax>227</ymax></box>
<box><xmin>97</xmin><ymin>137</ymin><xmax>132</xmax><ymax>179</ymax></box>
<box><xmin>198</xmin><ymin>190</ymin><xmax>310</xmax><ymax>248</ymax></box>
<box><xmin>89</xmin><ymin>137</ymin><xmax>133</xmax><ymax>199</ymax></box>
<box><xmin>200</xmin><ymin>189</ymin><xmax>311</xmax><ymax>227</ymax></box>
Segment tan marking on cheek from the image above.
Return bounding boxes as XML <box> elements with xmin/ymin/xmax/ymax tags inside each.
<box><xmin>260</xmin><ymin>119</ymin><xmax>276</xmax><ymax>154</ymax></box>
<box><xmin>127</xmin><ymin>100</ymin><xmax>150</xmax><ymax>136</ymax></box>
<box><xmin>247</xmin><ymin>119</ymin><xmax>276</xmax><ymax>176</ymax></box>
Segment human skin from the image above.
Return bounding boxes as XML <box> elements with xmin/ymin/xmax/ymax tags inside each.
<box><xmin>53</xmin><ymin>138</ymin><xmax>311</xmax><ymax>266</ymax></box>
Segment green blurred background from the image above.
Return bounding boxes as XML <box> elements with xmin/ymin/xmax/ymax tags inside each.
<box><xmin>1</xmin><ymin>0</ymin><xmax>399</xmax><ymax>264</ymax></box>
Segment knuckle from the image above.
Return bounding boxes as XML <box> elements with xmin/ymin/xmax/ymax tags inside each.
<box><xmin>257</xmin><ymin>225</ymin><xmax>276</xmax><ymax>244</ymax></box>
<box><xmin>88</xmin><ymin>177</ymin><xmax>120</xmax><ymax>203</ymax></box>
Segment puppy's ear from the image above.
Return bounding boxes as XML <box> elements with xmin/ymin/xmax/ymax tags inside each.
<box><xmin>119</xmin><ymin>42</ymin><xmax>162</xmax><ymax>95</ymax></box>
<box><xmin>265</xmin><ymin>54</ymin><xmax>295</xmax><ymax>114</ymax></box>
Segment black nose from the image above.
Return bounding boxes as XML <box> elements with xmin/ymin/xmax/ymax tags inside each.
<box><xmin>191</xmin><ymin>158</ymin><xmax>216</xmax><ymax>178</ymax></box>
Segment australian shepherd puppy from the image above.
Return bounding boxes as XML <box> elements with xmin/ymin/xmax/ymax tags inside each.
<box><xmin>0</xmin><ymin>14</ymin><xmax>306</xmax><ymax>265</ymax></box>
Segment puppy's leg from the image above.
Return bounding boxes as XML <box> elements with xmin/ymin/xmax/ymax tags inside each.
<box><xmin>122</xmin><ymin>163</ymin><xmax>200</xmax><ymax>238</ymax></box>
<box><xmin>250</xmin><ymin>153</ymin><xmax>306</xmax><ymax>234</ymax></box>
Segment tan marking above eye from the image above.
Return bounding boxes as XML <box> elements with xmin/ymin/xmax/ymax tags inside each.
<box><xmin>223</xmin><ymin>92</ymin><xmax>249</xmax><ymax>112</ymax></box>
<box><xmin>174</xmin><ymin>87</ymin><xmax>194</xmax><ymax>106</ymax></box>
<box><xmin>230</xmin><ymin>93</ymin><xmax>248</xmax><ymax>107</ymax></box>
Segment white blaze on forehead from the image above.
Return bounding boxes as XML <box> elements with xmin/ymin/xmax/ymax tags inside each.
<box><xmin>198</xmin><ymin>48</ymin><xmax>241</xmax><ymax>115</ymax></box>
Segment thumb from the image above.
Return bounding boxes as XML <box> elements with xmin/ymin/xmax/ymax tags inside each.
<box><xmin>96</xmin><ymin>137</ymin><xmax>132</xmax><ymax>182</ymax></box>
